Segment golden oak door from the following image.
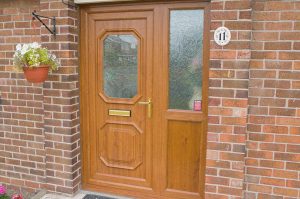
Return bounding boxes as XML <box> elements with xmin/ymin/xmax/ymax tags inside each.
<box><xmin>81</xmin><ymin>2</ymin><xmax>209</xmax><ymax>199</ymax></box>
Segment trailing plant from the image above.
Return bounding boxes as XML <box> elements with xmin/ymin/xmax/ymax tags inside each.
<box><xmin>0</xmin><ymin>185</ymin><xmax>23</xmax><ymax>199</ymax></box>
<box><xmin>13</xmin><ymin>42</ymin><xmax>59</xmax><ymax>72</ymax></box>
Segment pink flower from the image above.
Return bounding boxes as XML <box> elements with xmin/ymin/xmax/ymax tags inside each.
<box><xmin>11</xmin><ymin>194</ymin><xmax>23</xmax><ymax>199</ymax></box>
<box><xmin>0</xmin><ymin>185</ymin><xmax>6</xmax><ymax>194</ymax></box>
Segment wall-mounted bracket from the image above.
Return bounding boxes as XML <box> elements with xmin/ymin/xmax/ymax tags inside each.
<box><xmin>62</xmin><ymin>0</ymin><xmax>78</xmax><ymax>9</ymax></box>
<box><xmin>32</xmin><ymin>11</ymin><xmax>56</xmax><ymax>38</ymax></box>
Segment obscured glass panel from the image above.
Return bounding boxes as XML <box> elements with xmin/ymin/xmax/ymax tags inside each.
<box><xmin>103</xmin><ymin>34</ymin><xmax>138</xmax><ymax>98</ymax></box>
<box><xmin>169</xmin><ymin>10</ymin><xmax>204</xmax><ymax>110</ymax></box>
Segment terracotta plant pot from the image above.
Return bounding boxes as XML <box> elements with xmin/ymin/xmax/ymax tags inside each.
<box><xmin>23</xmin><ymin>65</ymin><xmax>49</xmax><ymax>83</ymax></box>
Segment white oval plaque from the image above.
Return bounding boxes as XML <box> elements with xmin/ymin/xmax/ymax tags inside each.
<box><xmin>214</xmin><ymin>27</ymin><xmax>231</xmax><ymax>46</ymax></box>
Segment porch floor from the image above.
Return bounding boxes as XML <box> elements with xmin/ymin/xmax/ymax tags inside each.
<box><xmin>41</xmin><ymin>190</ymin><xmax>132</xmax><ymax>199</ymax></box>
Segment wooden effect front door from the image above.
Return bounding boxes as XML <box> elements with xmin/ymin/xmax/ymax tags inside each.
<box><xmin>80</xmin><ymin>1</ymin><xmax>209</xmax><ymax>199</ymax></box>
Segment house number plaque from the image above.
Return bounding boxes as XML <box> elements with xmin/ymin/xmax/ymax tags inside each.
<box><xmin>214</xmin><ymin>26</ymin><xmax>231</xmax><ymax>46</ymax></box>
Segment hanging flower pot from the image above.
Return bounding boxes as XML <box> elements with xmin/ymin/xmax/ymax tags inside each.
<box><xmin>23</xmin><ymin>65</ymin><xmax>50</xmax><ymax>83</ymax></box>
<box><xmin>13</xmin><ymin>42</ymin><xmax>59</xmax><ymax>83</ymax></box>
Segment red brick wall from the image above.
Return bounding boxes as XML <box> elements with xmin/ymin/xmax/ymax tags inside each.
<box><xmin>206</xmin><ymin>0</ymin><xmax>251</xmax><ymax>198</ymax></box>
<box><xmin>39</xmin><ymin>0</ymin><xmax>81</xmax><ymax>195</ymax></box>
<box><xmin>0</xmin><ymin>0</ymin><xmax>81</xmax><ymax>196</ymax></box>
<box><xmin>0</xmin><ymin>1</ymin><xmax>45</xmax><ymax>196</ymax></box>
<box><xmin>0</xmin><ymin>0</ymin><xmax>299</xmax><ymax>198</ymax></box>
<box><xmin>246</xmin><ymin>1</ymin><xmax>300</xmax><ymax>199</ymax></box>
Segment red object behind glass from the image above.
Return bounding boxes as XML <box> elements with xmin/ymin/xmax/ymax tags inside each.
<box><xmin>194</xmin><ymin>100</ymin><xmax>202</xmax><ymax>111</ymax></box>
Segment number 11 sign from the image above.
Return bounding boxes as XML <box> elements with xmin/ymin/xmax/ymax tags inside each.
<box><xmin>214</xmin><ymin>26</ymin><xmax>231</xmax><ymax>46</ymax></box>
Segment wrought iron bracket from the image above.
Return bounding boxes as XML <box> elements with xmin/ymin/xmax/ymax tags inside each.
<box><xmin>32</xmin><ymin>11</ymin><xmax>56</xmax><ymax>38</ymax></box>
<box><xmin>62</xmin><ymin>0</ymin><xmax>78</xmax><ymax>9</ymax></box>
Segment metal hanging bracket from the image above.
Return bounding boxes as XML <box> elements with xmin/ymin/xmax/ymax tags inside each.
<box><xmin>62</xmin><ymin>0</ymin><xmax>78</xmax><ymax>9</ymax></box>
<box><xmin>32</xmin><ymin>10</ymin><xmax>56</xmax><ymax>38</ymax></box>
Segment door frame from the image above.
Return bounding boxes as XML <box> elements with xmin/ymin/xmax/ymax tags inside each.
<box><xmin>79</xmin><ymin>1</ymin><xmax>210</xmax><ymax>198</ymax></box>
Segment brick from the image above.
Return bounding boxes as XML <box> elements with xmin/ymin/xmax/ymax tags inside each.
<box><xmin>279</xmin><ymin>52</ymin><xmax>300</xmax><ymax>60</ymax></box>
<box><xmin>248</xmin><ymin>150</ymin><xmax>273</xmax><ymax>159</ymax></box>
<box><xmin>265</xmin><ymin>22</ymin><xmax>293</xmax><ymax>30</ymax></box>
<box><xmin>274</xmin><ymin>170</ymin><xmax>298</xmax><ymax>179</ymax></box>
<box><xmin>286</xmin><ymin>163</ymin><xmax>300</xmax><ymax>172</ymax></box>
<box><xmin>211</xmin><ymin>2</ymin><xmax>223</xmax><ymax>10</ymax></box>
<box><xmin>225</xmin><ymin>1</ymin><xmax>251</xmax><ymax>9</ymax></box>
<box><xmin>220</xmin><ymin>134</ymin><xmax>245</xmax><ymax>143</ymax></box>
<box><xmin>263</xmin><ymin>125</ymin><xmax>288</xmax><ymax>134</ymax></box>
<box><xmin>252</xmin><ymin>22</ymin><xmax>264</xmax><ymax>31</ymax></box>
<box><xmin>281</xmin><ymin>12</ymin><xmax>300</xmax><ymax>20</ymax></box>
<box><xmin>249</xmin><ymin>133</ymin><xmax>274</xmax><ymax>142</ymax></box>
<box><xmin>265</xmin><ymin>80</ymin><xmax>290</xmax><ymax>89</ymax></box>
<box><xmin>219</xmin><ymin>170</ymin><xmax>244</xmax><ymax>179</ymax></box>
<box><xmin>295</xmin><ymin>22</ymin><xmax>300</xmax><ymax>30</ymax></box>
<box><xmin>260</xmin><ymin>98</ymin><xmax>285</xmax><ymax>107</ymax></box>
<box><xmin>286</xmin><ymin>144</ymin><xmax>300</xmax><ymax>153</ymax></box>
<box><xmin>253</xmin><ymin>32</ymin><xmax>279</xmax><ymax>41</ymax></box>
<box><xmin>264</xmin><ymin>2</ymin><xmax>294</xmax><ymax>11</ymax></box>
<box><xmin>260</xmin><ymin>160</ymin><xmax>284</xmax><ymax>169</ymax></box>
<box><xmin>249</xmin><ymin>88</ymin><xmax>275</xmax><ymax>97</ymax></box>
<box><xmin>210</xmin><ymin>51</ymin><xmax>236</xmax><ymax>59</ymax></box>
<box><xmin>277</xmin><ymin>117</ymin><xmax>300</xmax><ymax>126</ymax></box>
<box><xmin>275</xmin><ymin>152</ymin><xmax>300</xmax><ymax>162</ymax></box>
<box><xmin>280</xmin><ymin>32</ymin><xmax>300</xmax><ymax>40</ymax></box>
<box><xmin>259</xmin><ymin>143</ymin><xmax>285</xmax><ymax>152</ymax></box>
<box><xmin>257</xmin><ymin>194</ymin><xmax>282</xmax><ymax>199</ymax></box>
<box><xmin>252</xmin><ymin>12</ymin><xmax>280</xmax><ymax>21</ymax></box>
<box><xmin>223</xmin><ymin>80</ymin><xmax>248</xmax><ymax>89</ymax></box>
<box><xmin>294</xmin><ymin>42</ymin><xmax>300</xmax><ymax>50</ymax></box>
<box><xmin>252</xmin><ymin>51</ymin><xmax>277</xmax><ymax>59</ymax></box>
<box><xmin>210</xmin><ymin>70</ymin><xmax>234</xmax><ymax>78</ymax></box>
<box><xmin>286</xmin><ymin>180</ymin><xmax>300</xmax><ymax>189</ymax></box>
<box><xmin>265</xmin><ymin>60</ymin><xmax>292</xmax><ymax>70</ymax></box>
<box><xmin>225</xmin><ymin>21</ymin><xmax>251</xmax><ymax>30</ymax></box>
<box><xmin>260</xmin><ymin>177</ymin><xmax>285</xmax><ymax>186</ymax></box>
<box><xmin>206</xmin><ymin>176</ymin><xmax>229</xmax><ymax>186</ymax></box>
<box><xmin>247</xmin><ymin>184</ymin><xmax>272</xmax><ymax>194</ymax></box>
<box><xmin>220</xmin><ymin>152</ymin><xmax>244</xmax><ymax>161</ymax></box>
<box><xmin>270</xmin><ymin>108</ymin><xmax>295</xmax><ymax>116</ymax></box>
<box><xmin>218</xmin><ymin>186</ymin><xmax>243</xmax><ymax>196</ymax></box>
<box><xmin>250</xmin><ymin>70</ymin><xmax>276</xmax><ymax>79</ymax></box>
<box><xmin>211</xmin><ymin>11</ymin><xmax>238</xmax><ymax>20</ymax></box>
<box><xmin>273</xmin><ymin>187</ymin><xmax>298</xmax><ymax>197</ymax></box>
<box><xmin>265</xmin><ymin>42</ymin><xmax>291</xmax><ymax>50</ymax></box>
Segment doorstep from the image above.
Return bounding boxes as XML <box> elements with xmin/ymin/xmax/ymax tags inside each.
<box><xmin>41</xmin><ymin>190</ymin><xmax>132</xmax><ymax>199</ymax></box>
<box><xmin>41</xmin><ymin>193</ymin><xmax>86</xmax><ymax>199</ymax></box>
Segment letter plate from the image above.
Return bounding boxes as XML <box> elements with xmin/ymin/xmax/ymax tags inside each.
<box><xmin>108</xmin><ymin>109</ymin><xmax>131</xmax><ymax>117</ymax></box>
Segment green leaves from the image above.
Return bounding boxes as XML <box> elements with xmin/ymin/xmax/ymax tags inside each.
<box><xmin>13</xmin><ymin>43</ymin><xmax>60</xmax><ymax>72</ymax></box>
<box><xmin>0</xmin><ymin>195</ymin><xmax>10</xmax><ymax>199</ymax></box>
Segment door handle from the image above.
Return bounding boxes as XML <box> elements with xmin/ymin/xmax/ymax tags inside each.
<box><xmin>138</xmin><ymin>98</ymin><xmax>152</xmax><ymax>118</ymax></box>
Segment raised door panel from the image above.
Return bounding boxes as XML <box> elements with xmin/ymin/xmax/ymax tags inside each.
<box><xmin>167</xmin><ymin>121</ymin><xmax>203</xmax><ymax>193</ymax></box>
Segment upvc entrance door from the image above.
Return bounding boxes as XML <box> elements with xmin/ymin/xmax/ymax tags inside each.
<box><xmin>80</xmin><ymin>1</ymin><xmax>209</xmax><ymax>198</ymax></box>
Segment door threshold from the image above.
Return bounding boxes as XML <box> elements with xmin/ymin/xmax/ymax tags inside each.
<box><xmin>41</xmin><ymin>190</ymin><xmax>131</xmax><ymax>199</ymax></box>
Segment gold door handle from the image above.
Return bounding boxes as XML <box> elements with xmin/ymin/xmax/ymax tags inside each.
<box><xmin>138</xmin><ymin>98</ymin><xmax>152</xmax><ymax>118</ymax></box>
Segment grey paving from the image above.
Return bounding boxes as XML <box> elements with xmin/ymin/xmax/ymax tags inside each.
<box><xmin>83</xmin><ymin>195</ymin><xmax>116</xmax><ymax>199</ymax></box>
